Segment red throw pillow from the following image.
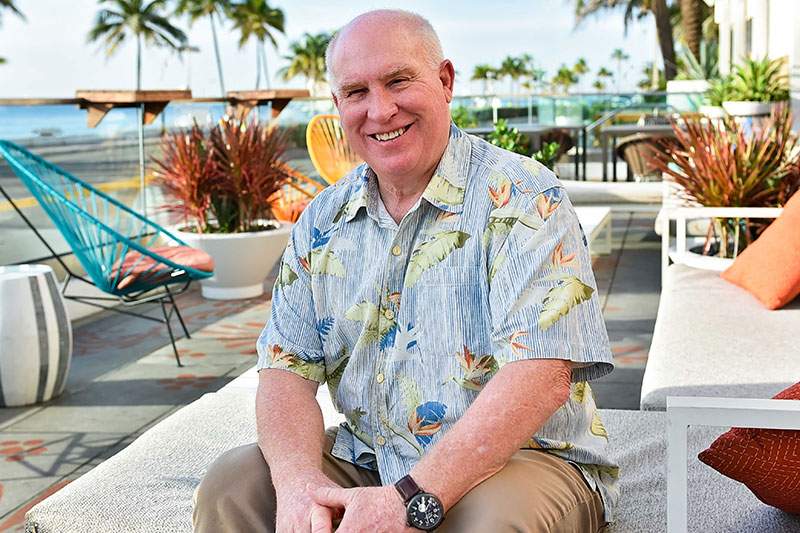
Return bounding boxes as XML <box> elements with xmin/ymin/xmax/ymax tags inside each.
<box><xmin>721</xmin><ymin>191</ymin><xmax>800</xmax><ymax>309</ymax></box>
<box><xmin>115</xmin><ymin>245</ymin><xmax>214</xmax><ymax>290</ymax></box>
<box><xmin>698</xmin><ymin>382</ymin><xmax>800</xmax><ymax>513</ymax></box>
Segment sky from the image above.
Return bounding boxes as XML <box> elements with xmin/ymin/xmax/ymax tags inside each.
<box><xmin>0</xmin><ymin>0</ymin><xmax>658</xmax><ymax>98</ymax></box>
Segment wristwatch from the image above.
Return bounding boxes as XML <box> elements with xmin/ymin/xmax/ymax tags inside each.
<box><xmin>394</xmin><ymin>474</ymin><xmax>445</xmax><ymax>531</ymax></box>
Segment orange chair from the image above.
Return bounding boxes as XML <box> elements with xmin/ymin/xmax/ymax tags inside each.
<box><xmin>306</xmin><ymin>114</ymin><xmax>362</xmax><ymax>184</ymax></box>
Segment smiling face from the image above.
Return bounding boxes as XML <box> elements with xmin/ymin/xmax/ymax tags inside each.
<box><xmin>329</xmin><ymin>15</ymin><xmax>455</xmax><ymax>184</ymax></box>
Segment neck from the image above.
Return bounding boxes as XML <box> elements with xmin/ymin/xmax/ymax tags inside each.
<box><xmin>377</xmin><ymin>164</ymin><xmax>436</xmax><ymax>224</ymax></box>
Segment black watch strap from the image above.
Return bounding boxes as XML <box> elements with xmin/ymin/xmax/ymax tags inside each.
<box><xmin>395</xmin><ymin>474</ymin><xmax>422</xmax><ymax>503</ymax></box>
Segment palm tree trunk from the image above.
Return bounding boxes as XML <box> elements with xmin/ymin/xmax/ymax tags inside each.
<box><xmin>255</xmin><ymin>43</ymin><xmax>262</xmax><ymax>89</ymax></box>
<box><xmin>136</xmin><ymin>34</ymin><xmax>142</xmax><ymax>90</ymax></box>
<box><xmin>260</xmin><ymin>42</ymin><xmax>271</xmax><ymax>89</ymax></box>
<box><xmin>680</xmin><ymin>0</ymin><xmax>703</xmax><ymax>62</ymax></box>
<box><xmin>209</xmin><ymin>12</ymin><xmax>226</xmax><ymax>96</ymax></box>
<box><xmin>652</xmin><ymin>0</ymin><xmax>677</xmax><ymax>81</ymax></box>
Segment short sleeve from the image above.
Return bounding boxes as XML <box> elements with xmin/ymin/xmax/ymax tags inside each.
<box><xmin>256</xmin><ymin>213</ymin><xmax>326</xmax><ymax>383</ymax></box>
<box><xmin>487</xmin><ymin>186</ymin><xmax>613</xmax><ymax>381</ymax></box>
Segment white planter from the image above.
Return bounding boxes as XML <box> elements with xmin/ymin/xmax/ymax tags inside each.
<box><xmin>699</xmin><ymin>105</ymin><xmax>727</xmax><ymax>119</ymax></box>
<box><xmin>174</xmin><ymin>223</ymin><xmax>292</xmax><ymax>300</ymax></box>
<box><xmin>0</xmin><ymin>264</ymin><xmax>72</xmax><ymax>406</ymax></box>
<box><xmin>722</xmin><ymin>100</ymin><xmax>774</xmax><ymax>117</ymax></box>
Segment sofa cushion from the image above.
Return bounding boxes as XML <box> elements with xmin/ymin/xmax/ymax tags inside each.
<box><xmin>641</xmin><ymin>264</ymin><xmax>800</xmax><ymax>410</ymax></box>
<box><xmin>721</xmin><ymin>191</ymin><xmax>800</xmax><ymax>309</ymax></box>
<box><xmin>24</xmin><ymin>388</ymin><xmax>800</xmax><ymax>532</ymax></box>
<box><xmin>698</xmin><ymin>382</ymin><xmax>800</xmax><ymax>514</ymax></box>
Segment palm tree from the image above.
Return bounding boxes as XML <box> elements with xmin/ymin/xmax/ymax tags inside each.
<box><xmin>88</xmin><ymin>0</ymin><xmax>188</xmax><ymax>90</ymax></box>
<box><xmin>592</xmin><ymin>79</ymin><xmax>606</xmax><ymax>92</ymax></box>
<box><xmin>679</xmin><ymin>0</ymin><xmax>702</xmax><ymax>62</ymax></box>
<box><xmin>175</xmin><ymin>0</ymin><xmax>231</xmax><ymax>96</ymax></box>
<box><xmin>573</xmin><ymin>57</ymin><xmax>589</xmax><ymax>92</ymax></box>
<box><xmin>611</xmin><ymin>48</ymin><xmax>630</xmax><ymax>92</ymax></box>
<box><xmin>230</xmin><ymin>0</ymin><xmax>285</xmax><ymax>90</ymax></box>
<box><xmin>575</xmin><ymin>0</ymin><xmax>676</xmax><ymax>81</ymax></box>
<box><xmin>471</xmin><ymin>64</ymin><xmax>496</xmax><ymax>95</ymax></box>
<box><xmin>500</xmin><ymin>55</ymin><xmax>529</xmax><ymax>94</ymax></box>
<box><xmin>0</xmin><ymin>0</ymin><xmax>25</xmax><ymax>65</ymax></box>
<box><xmin>552</xmin><ymin>65</ymin><xmax>578</xmax><ymax>94</ymax></box>
<box><xmin>277</xmin><ymin>32</ymin><xmax>331</xmax><ymax>96</ymax></box>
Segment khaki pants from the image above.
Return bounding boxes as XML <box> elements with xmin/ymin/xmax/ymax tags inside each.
<box><xmin>193</xmin><ymin>429</ymin><xmax>605</xmax><ymax>532</ymax></box>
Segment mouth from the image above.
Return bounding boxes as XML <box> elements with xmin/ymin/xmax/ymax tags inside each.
<box><xmin>369</xmin><ymin>123</ymin><xmax>412</xmax><ymax>142</ymax></box>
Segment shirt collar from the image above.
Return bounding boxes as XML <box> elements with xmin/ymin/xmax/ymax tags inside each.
<box><xmin>343</xmin><ymin>124</ymin><xmax>471</xmax><ymax>223</ymax></box>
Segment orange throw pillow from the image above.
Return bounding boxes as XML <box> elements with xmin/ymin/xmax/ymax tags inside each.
<box><xmin>721</xmin><ymin>191</ymin><xmax>800</xmax><ymax>309</ymax></box>
<box><xmin>698</xmin><ymin>382</ymin><xmax>800</xmax><ymax>514</ymax></box>
<box><xmin>115</xmin><ymin>245</ymin><xmax>214</xmax><ymax>290</ymax></box>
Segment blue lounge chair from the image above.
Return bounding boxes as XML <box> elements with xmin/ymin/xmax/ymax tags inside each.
<box><xmin>0</xmin><ymin>140</ymin><xmax>214</xmax><ymax>366</ymax></box>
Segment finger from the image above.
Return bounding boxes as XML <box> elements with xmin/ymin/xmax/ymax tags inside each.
<box><xmin>310</xmin><ymin>485</ymin><xmax>350</xmax><ymax>508</ymax></box>
<box><xmin>309</xmin><ymin>504</ymin><xmax>332</xmax><ymax>533</ymax></box>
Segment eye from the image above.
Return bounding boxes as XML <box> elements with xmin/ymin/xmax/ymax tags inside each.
<box><xmin>390</xmin><ymin>77</ymin><xmax>409</xmax><ymax>86</ymax></box>
<box><xmin>342</xmin><ymin>87</ymin><xmax>365</xmax><ymax>99</ymax></box>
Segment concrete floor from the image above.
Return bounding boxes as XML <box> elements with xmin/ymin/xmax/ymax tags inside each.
<box><xmin>0</xmin><ymin>209</ymin><xmax>662</xmax><ymax>532</ymax></box>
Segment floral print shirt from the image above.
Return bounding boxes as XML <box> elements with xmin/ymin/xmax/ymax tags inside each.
<box><xmin>256</xmin><ymin>125</ymin><xmax>619</xmax><ymax>521</ymax></box>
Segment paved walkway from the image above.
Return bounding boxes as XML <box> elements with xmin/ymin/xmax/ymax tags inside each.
<box><xmin>0</xmin><ymin>209</ymin><xmax>662</xmax><ymax>532</ymax></box>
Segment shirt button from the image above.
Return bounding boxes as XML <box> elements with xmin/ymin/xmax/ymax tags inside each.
<box><xmin>376</xmin><ymin>436</ymin><xmax>386</xmax><ymax>446</ymax></box>
<box><xmin>391</xmin><ymin>245</ymin><xmax>402</xmax><ymax>256</ymax></box>
<box><xmin>384</xmin><ymin>309</ymin><xmax>395</xmax><ymax>320</ymax></box>
<box><xmin>376</xmin><ymin>372</ymin><xmax>385</xmax><ymax>384</ymax></box>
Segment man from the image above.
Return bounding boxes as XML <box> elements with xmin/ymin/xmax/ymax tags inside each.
<box><xmin>194</xmin><ymin>9</ymin><xmax>617</xmax><ymax>532</ymax></box>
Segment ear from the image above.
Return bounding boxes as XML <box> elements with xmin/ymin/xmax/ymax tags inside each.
<box><xmin>439</xmin><ymin>59</ymin><xmax>455</xmax><ymax>103</ymax></box>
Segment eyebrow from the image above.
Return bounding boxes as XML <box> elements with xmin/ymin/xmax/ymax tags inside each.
<box><xmin>338</xmin><ymin>66</ymin><xmax>419</xmax><ymax>95</ymax></box>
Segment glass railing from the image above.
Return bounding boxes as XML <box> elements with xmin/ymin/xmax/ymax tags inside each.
<box><xmin>0</xmin><ymin>91</ymin><xmax>704</xmax><ymax>265</ymax></box>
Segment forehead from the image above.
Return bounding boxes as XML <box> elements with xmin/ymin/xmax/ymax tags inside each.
<box><xmin>331</xmin><ymin>20</ymin><xmax>426</xmax><ymax>85</ymax></box>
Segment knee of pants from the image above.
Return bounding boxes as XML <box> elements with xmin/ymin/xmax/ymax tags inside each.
<box><xmin>194</xmin><ymin>443</ymin><xmax>273</xmax><ymax>513</ymax></box>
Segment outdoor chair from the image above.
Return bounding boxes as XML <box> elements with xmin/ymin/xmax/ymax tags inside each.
<box><xmin>0</xmin><ymin>140</ymin><xmax>215</xmax><ymax>366</ymax></box>
<box><xmin>306</xmin><ymin>114</ymin><xmax>362</xmax><ymax>184</ymax></box>
<box><xmin>616</xmin><ymin>133</ymin><xmax>665</xmax><ymax>182</ymax></box>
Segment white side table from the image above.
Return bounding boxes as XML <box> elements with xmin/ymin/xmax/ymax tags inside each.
<box><xmin>0</xmin><ymin>264</ymin><xmax>72</xmax><ymax>406</ymax></box>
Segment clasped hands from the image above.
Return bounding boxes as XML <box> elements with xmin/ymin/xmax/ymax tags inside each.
<box><xmin>275</xmin><ymin>473</ymin><xmax>415</xmax><ymax>533</ymax></box>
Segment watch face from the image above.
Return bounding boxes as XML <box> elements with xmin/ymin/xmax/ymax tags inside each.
<box><xmin>407</xmin><ymin>492</ymin><xmax>444</xmax><ymax>530</ymax></box>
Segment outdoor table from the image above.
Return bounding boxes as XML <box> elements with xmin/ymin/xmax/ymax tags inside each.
<box><xmin>575</xmin><ymin>206</ymin><xmax>612</xmax><ymax>255</ymax></box>
<box><xmin>0</xmin><ymin>264</ymin><xmax>72</xmax><ymax>406</ymax></box>
<box><xmin>598</xmin><ymin>124</ymin><xmax>675</xmax><ymax>182</ymax></box>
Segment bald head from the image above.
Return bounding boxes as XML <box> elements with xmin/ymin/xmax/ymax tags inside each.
<box><xmin>326</xmin><ymin>10</ymin><xmax>444</xmax><ymax>93</ymax></box>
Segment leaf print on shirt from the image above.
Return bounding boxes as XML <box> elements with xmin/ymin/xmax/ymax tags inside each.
<box><xmin>276</xmin><ymin>262</ymin><xmax>298</xmax><ymax>289</ymax></box>
<box><xmin>488</xmin><ymin>171</ymin><xmax>513</xmax><ymax>208</ymax></box>
<box><xmin>449</xmin><ymin>345</ymin><xmax>498</xmax><ymax>391</ymax></box>
<box><xmin>345</xmin><ymin>407</ymin><xmax>373</xmax><ymax>447</ymax></box>
<box><xmin>326</xmin><ymin>350</ymin><xmax>349</xmax><ymax>397</ymax></box>
<box><xmin>482</xmin><ymin>206</ymin><xmax>543</xmax><ymax>248</ymax></box>
<box><xmin>404</xmin><ymin>230</ymin><xmax>470</xmax><ymax>287</ymax></box>
<box><xmin>535</xmin><ymin>188</ymin><xmax>563</xmax><ymax>220</ymax></box>
<box><xmin>571</xmin><ymin>381</ymin><xmax>593</xmax><ymax>404</ymax></box>
<box><xmin>408</xmin><ymin>401</ymin><xmax>447</xmax><ymax>447</ymax></box>
<box><xmin>538</xmin><ymin>276</ymin><xmax>594</xmax><ymax>331</ymax></box>
<box><xmin>386</xmin><ymin>323</ymin><xmax>421</xmax><ymax>363</ymax></box>
<box><xmin>488</xmin><ymin>252</ymin><xmax>505</xmax><ymax>283</ymax></box>
<box><xmin>426</xmin><ymin>175</ymin><xmax>466</xmax><ymax>205</ymax></box>
<box><xmin>344</xmin><ymin>300</ymin><xmax>398</xmax><ymax>350</ymax></box>
<box><xmin>268</xmin><ymin>344</ymin><xmax>325</xmax><ymax>382</ymax></box>
<box><xmin>591</xmin><ymin>410</ymin><xmax>608</xmax><ymax>439</ymax></box>
<box><xmin>551</xmin><ymin>241</ymin><xmax>576</xmax><ymax>268</ymax></box>
<box><xmin>316</xmin><ymin>317</ymin><xmax>335</xmax><ymax>342</ymax></box>
<box><xmin>527</xmin><ymin>437</ymin><xmax>574</xmax><ymax>451</ymax></box>
<box><xmin>300</xmin><ymin>249</ymin><xmax>346</xmax><ymax>277</ymax></box>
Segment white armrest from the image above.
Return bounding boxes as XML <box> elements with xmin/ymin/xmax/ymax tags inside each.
<box><xmin>665</xmin><ymin>396</ymin><xmax>800</xmax><ymax>533</ymax></box>
<box><xmin>660</xmin><ymin>206</ymin><xmax>783</xmax><ymax>281</ymax></box>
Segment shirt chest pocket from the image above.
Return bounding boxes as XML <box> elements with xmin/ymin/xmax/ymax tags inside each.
<box><xmin>412</xmin><ymin>266</ymin><xmax>487</xmax><ymax>358</ymax></box>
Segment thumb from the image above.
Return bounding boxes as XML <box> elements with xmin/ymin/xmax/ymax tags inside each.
<box><xmin>310</xmin><ymin>485</ymin><xmax>349</xmax><ymax>508</ymax></box>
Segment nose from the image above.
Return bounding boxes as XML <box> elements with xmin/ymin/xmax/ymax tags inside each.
<box><xmin>366</xmin><ymin>87</ymin><xmax>398</xmax><ymax>123</ymax></box>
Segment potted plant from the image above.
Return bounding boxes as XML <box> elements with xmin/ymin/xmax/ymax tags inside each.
<box><xmin>153</xmin><ymin>118</ymin><xmax>311</xmax><ymax>299</ymax></box>
<box><xmin>722</xmin><ymin>57</ymin><xmax>790</xmax><ymax>117</ymax></box>
<box><xmin>700</xmin><ymin>76</ymin><xmax>733</xmax><ymax>119</ymax></box>
<box><xmin>648</xmin><ymin>105</ymin><xmax>800</xmax><ymax>265</ymax></box>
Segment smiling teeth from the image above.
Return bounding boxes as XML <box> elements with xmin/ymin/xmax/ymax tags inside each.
<box><xmin>374</xmin><ymin>127</ymin><xmax>407</xmax><ymax>141</ymax></box>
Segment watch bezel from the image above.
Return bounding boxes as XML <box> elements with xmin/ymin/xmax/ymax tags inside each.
<box><xmin>406</xmin><ymin>491</ymin><xmax>445</xmax><ymax>531</ymax></box>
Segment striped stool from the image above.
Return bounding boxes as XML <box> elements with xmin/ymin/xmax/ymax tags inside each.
<box><xmin>0</xmin><ymin>264</ymin><xmax>72</xmax><ymax>406</ymax></box>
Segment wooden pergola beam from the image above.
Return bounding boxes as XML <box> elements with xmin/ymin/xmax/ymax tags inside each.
<box><xmin>75</xmin><ymin>90</ymin><xmax>192</xmax><ymax>128</ymax></box>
